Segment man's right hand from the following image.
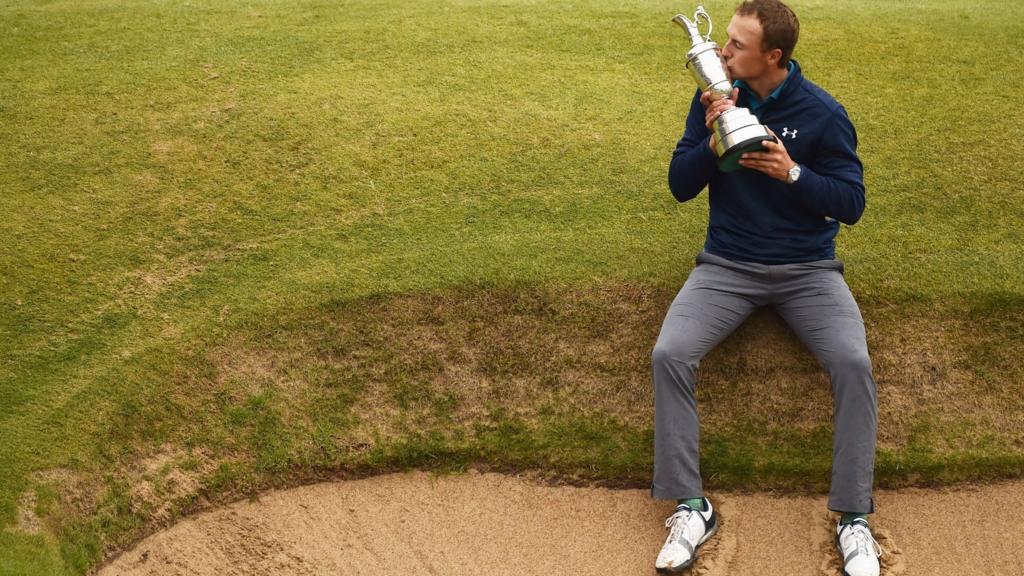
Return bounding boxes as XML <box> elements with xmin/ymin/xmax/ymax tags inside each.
<box><xmin>702</xmin><ymin>87</ymin><xmax>739</xmax><ymax>155</ymax></box>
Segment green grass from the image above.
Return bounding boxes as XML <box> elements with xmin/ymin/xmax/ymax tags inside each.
<box><xmin>1</xmin><ymin>0</ymin><xmax>1023</xmax><ymax>573</ymax></box>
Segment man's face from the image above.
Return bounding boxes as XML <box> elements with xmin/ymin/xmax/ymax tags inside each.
<box><xmin>721</xmin><ymin>14</ymin><xmax>774</xmax><ymax>82</ymax></box>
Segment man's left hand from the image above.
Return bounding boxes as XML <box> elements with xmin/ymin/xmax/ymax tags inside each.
<box><xmin>737</xmin><ymin>128</ymin><xmax>797</xmax><ymax>182</ymax></box>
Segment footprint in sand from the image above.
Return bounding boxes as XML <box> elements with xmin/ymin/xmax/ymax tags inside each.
<box><xmin>818</xmin><ymin>512</ymin><xmax>906</xmax><ymax>576</ymax></box>
<box><xmin>691</xmin><ymin>495</ymin><xmax>738</xmax><ymax>576</ymax></box>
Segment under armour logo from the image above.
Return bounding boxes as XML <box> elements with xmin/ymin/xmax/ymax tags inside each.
<box><xmin>781</xmin><ymin>127</ymin><xmax>798</xmax><ymax>139</ymax></box>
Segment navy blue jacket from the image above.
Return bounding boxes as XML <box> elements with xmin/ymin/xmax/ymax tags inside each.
<box><xmin>668</xmin><ymin>60</ymin><xmax>865</xmax><ymax>264</ymax></box>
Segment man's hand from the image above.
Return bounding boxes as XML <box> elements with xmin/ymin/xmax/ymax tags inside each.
<box><xmin>737</xmin><ymin>127</ymin><xmax>797</xmax><ymax>181</ymax></box>
<box><xmin>701</xmin><ymin>87</ymin><xmax>738</xmax><ymax>155</ymax></box>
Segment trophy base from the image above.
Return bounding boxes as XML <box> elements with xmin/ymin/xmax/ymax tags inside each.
<box><xmin>717</xmin><ymin>135</ymin><xmax>777</xmax><ymax>173</ymax></box>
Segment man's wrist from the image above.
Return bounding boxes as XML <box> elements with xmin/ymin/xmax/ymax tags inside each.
<box><xmin>785</xmin><ymin>163</ymin><xmax>802</xmax><ymax>184</ymax></box>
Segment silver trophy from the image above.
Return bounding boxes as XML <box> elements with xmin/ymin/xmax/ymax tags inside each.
<box><xmin>673</xmin><ymin>6</ymin><xmax>775</xmax><ymax>172</ymax></box>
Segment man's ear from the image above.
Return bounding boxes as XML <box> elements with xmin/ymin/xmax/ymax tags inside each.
<box><xmin>767</xmin><ymin>47</ymin><xmax>782</xmax><ymax>67</ymax></box>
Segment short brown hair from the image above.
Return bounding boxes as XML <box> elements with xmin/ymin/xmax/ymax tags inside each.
<box><xmin>735</xmin><ymin>0</ymin><xmax>800</xmax><ymax>68</ymax></box>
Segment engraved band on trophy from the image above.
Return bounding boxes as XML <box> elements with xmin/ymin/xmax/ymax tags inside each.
<box><xmin>673</xmin><ymin>6</ymin><xmax>775</xmax><ymax>172</ymax></box>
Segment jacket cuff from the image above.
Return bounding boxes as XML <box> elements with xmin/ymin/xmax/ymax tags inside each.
<box><xmin>790</xmin><ymin>164</ymin><xmax>825</xmax><ymax>213</ymax></box>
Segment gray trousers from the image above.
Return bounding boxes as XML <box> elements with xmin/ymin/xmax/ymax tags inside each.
<box><xmin>651</xmin><ymin>251</ymin><xmax>877</xmax><ymax>514</ymax></box>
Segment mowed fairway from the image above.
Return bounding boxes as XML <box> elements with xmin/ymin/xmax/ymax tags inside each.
<box><xmin>1</xmin><ymin>0</ymin><xmax>1022</xmax><ymax>573</ymax></box>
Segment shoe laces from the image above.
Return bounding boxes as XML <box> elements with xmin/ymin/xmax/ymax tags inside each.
<box><xmin>664</xmin><ymin>508</ymin><xmax>696</xmax><ymax>544</ymax></box>
<box><xmin>846</xmin><ymin>522</ymin><xmax>882</xmax><ymax>559</ymax></box>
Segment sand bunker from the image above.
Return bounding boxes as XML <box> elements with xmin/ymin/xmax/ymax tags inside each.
<box><xmin>98</xmin><ymin>471</ymin><xmax>1024</xmax><ymax>575</ymax></box>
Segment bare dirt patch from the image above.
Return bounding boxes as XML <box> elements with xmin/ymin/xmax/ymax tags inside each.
<box><xmin>10</xmin><ymin>490</ymin><xmax>40</xmax><ymax>535</ymax></box>
<box><xmin>126</xmin><ymin>445</ymin><xmax>221</xmax><ymax>525</ymax></box>
<box><xmin>97</xmin><ymin>471</ymin><xmax>1024</xmax><ymax>576</ymax></box>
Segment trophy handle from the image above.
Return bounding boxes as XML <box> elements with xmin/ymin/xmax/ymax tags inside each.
<box><xmin>694</xmin><ymin>6</ymin><xmax>712</xmax><ymax>42</ymax></box>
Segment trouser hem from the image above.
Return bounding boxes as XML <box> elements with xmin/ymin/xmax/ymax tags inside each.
<box><xmin>827</xmin><ymin>496</ymin><xmax>875</xmax><ymax>515</ymax></box>
<box><xmin>651</xmin><ymin>485</ymin><xmax>704</xmax><ymax>501</ymax></box>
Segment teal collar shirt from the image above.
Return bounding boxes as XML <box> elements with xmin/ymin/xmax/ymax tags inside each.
<box><xmin>734</xmin><ymin>60</ymin><xmax>795</xmax><ymax>119</ymax></box>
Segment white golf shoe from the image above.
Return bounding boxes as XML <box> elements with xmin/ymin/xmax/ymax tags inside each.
<box><xmin>835</xmin><ymin>518</ymin><xmax>882</xmax><ymax>576</ymax></box>
<box><xmin>655</xmin><ymin>497</ymin><xmax>718</xmax><ymax>573</ymax></box>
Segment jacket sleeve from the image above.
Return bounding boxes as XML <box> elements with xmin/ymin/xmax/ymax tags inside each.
<box><xmin>789</xmin><ymin>106</ymin><xmax>866</xmax><ymax>225</ymax></box>
<box><xmin>667</xmin><ymin>89</ymin><xmax>719</xmax><ymax>202</ymax></box>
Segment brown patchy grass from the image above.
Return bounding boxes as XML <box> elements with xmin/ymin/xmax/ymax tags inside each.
<box><xmin>11</xmin><ymin>490</ymin><xmax>40</xmax><ymax>536</ymax></box>
<box><xmin>30</xmin><ymin>468</ymin><xmax>99</xmax><ymax>516</ymax></box>
<box><xmin>207</xmin><ymin>281</ymin><xmax>1024</xmax><ymax>464</ymax></box>
<box><xmin>125</xmin><ymin>445</ymin><xmax>221</xmax><ymax>525</ymax></box>
<box><xmin>23</xmin><ymin>447</ymin><xmax>222</xmax><ymax>544</ymax></box>
<box><xmin>66</xmin><ymin>281</ymin><xmax>1015</xmax><ymax>550</ymax></box>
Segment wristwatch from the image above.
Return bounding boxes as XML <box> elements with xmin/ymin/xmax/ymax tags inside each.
<box><xmin>786</xmin><ymin>164</ymin><xmax>802</xmax><ymax>184</ymax></box>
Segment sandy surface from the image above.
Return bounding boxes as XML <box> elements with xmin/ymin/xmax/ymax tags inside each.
<box><xmin>97</xmin><ymin>471</ymin><xmax>1024</xmax><ymax>575</ymax></box>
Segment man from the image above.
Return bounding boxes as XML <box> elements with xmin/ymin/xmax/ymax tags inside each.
<box><xmin>651</xmin><ymin>1</ymin><xmax>882</xmax><ymax>575</ymax></box>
